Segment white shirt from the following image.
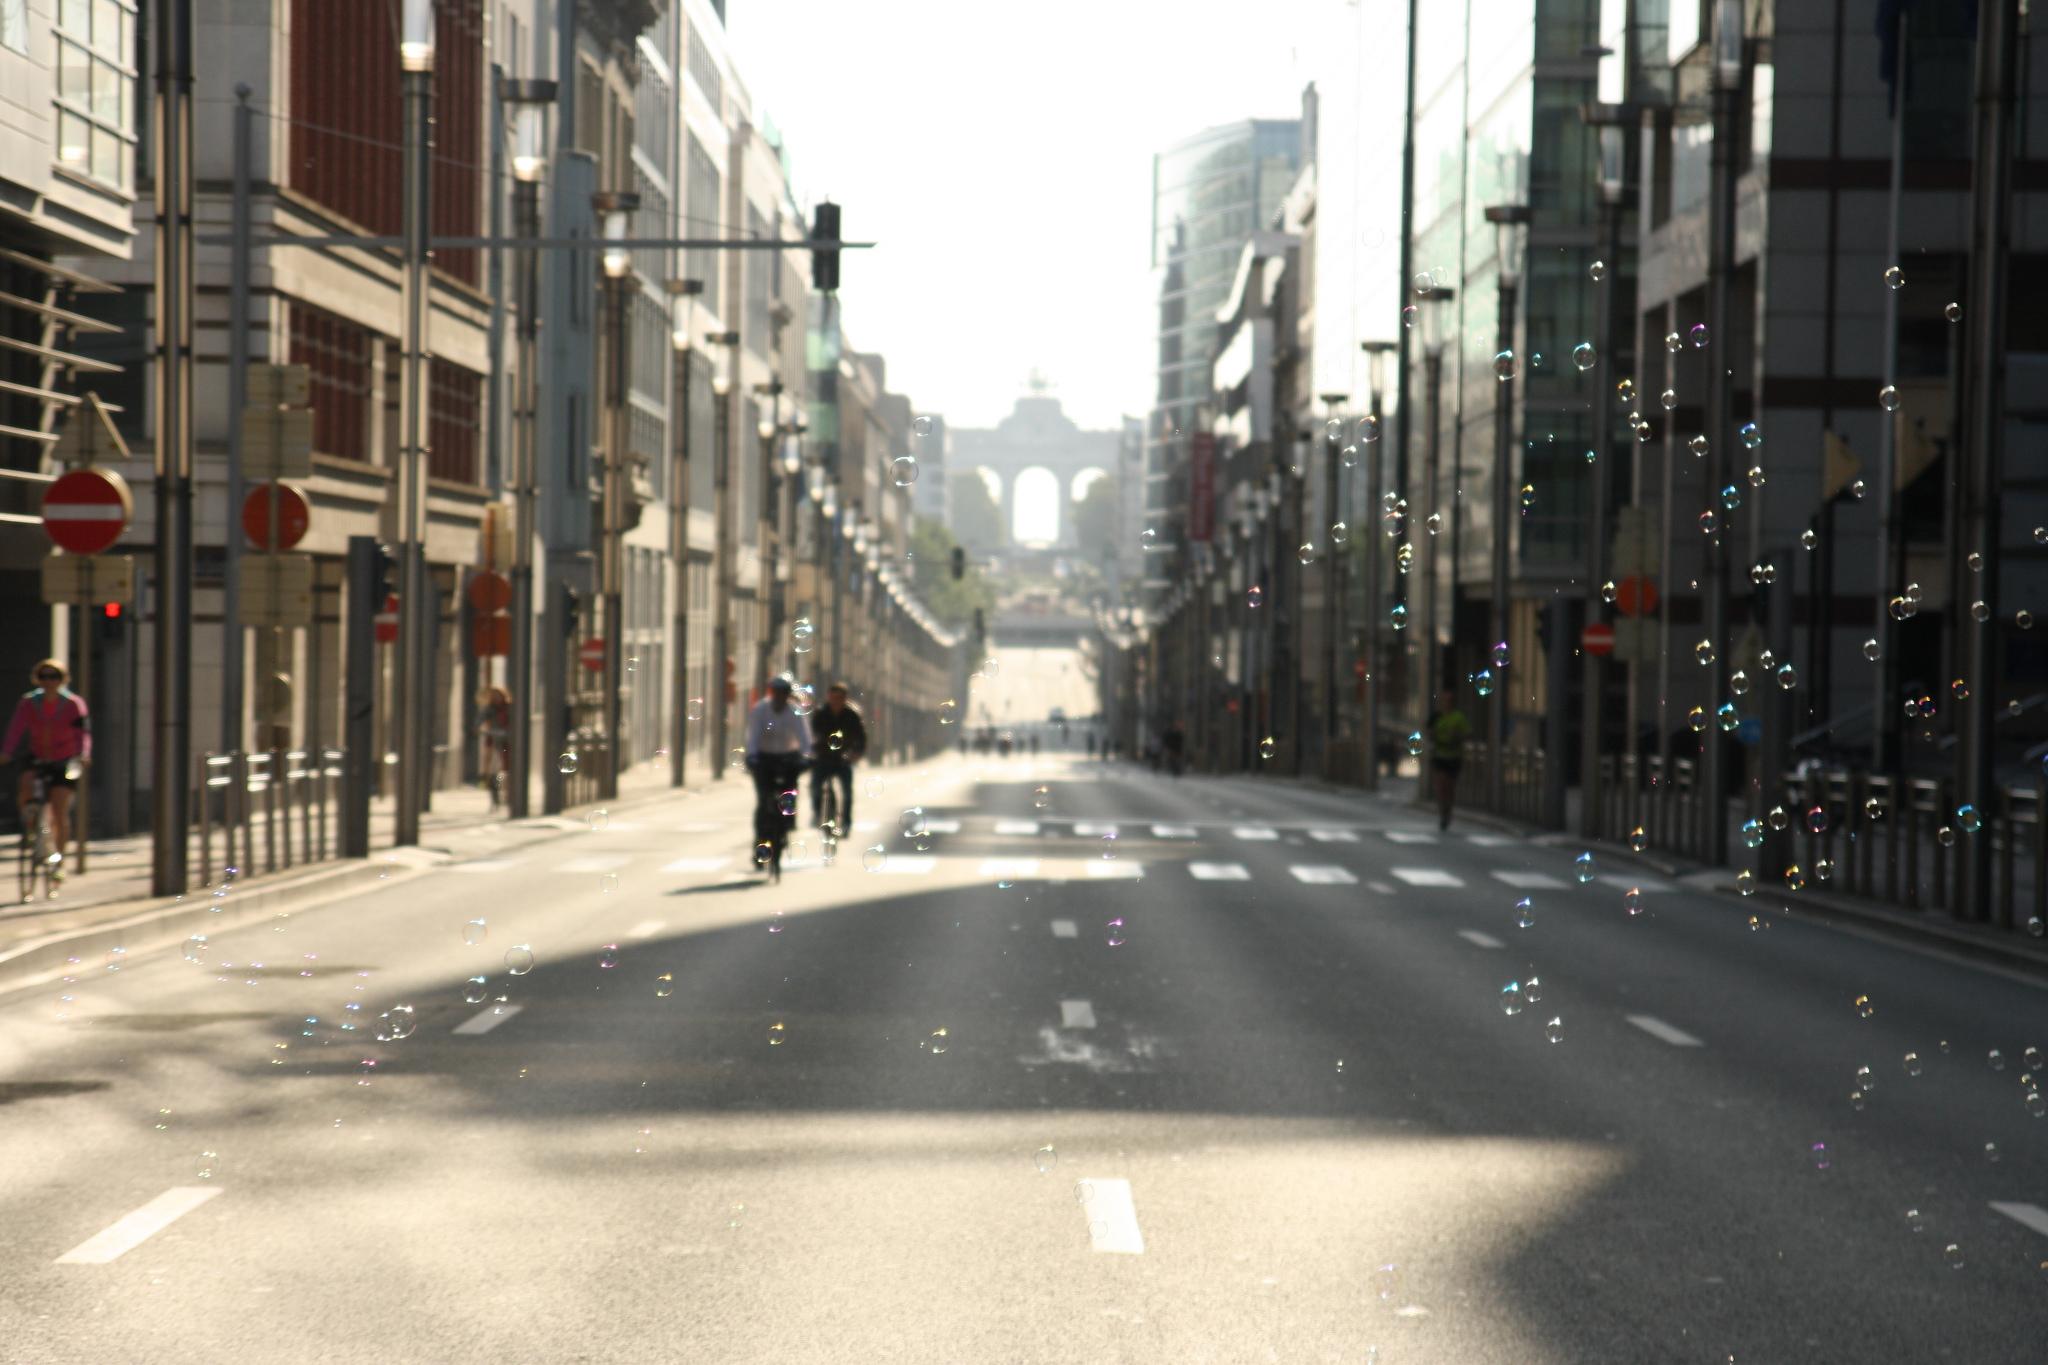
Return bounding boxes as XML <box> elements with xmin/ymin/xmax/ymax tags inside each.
<box><xmin>744</xmin><ymin>697</ymin><xmax>812</xmax><ymax>758</ymax></box>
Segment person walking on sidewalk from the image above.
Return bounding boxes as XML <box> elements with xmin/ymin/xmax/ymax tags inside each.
<box><xmin>5</xmin><ymin>659</ymin><xmax>91</xmax><ymax>887</ymax></box>
<box><xmin>1427</xmin><ymin>690</ymin><xmax>1471</xmax><ymax>832</ymax></box>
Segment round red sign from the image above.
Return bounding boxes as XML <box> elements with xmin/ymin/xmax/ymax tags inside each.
<box><xmin>241</xmin><ymin>481</ymin><xmax>311</xmax><ymax>551</ymax></box>
<box><xmin>1582</xmin><ymin>622</ymin><xmax>1616</xmax><ymax>657</ymax></box>
<box><xmin>579</xmin><ymin>637</ymin><xmax>607</xmax><ymax>673</ymax></box>
<box><xmin>374</xmin><ymin>594</ymin><xmax>401</xmax><ymax>644</ymax></box>
<box><xmin>42</xmin><ymin>468</ymin><xmax>133</xmax><ymax>555</ymax></box>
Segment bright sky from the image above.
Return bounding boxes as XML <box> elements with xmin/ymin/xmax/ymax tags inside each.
<box><xmin>726</xmin><ymin>0</ymin><xmax>1360</xmax><ymax>432</ymax></box>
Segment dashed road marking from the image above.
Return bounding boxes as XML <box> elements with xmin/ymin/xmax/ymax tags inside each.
<box><xmin>1367</xmin><ymin>881</ymin><xmax>1396</xmax><ymax>894</ymax></box>
<box><xmin>1989</xmin><ymin>1201</ymin><xmax>2048</xmax><ymax>1237</ymax></box>
<box><xmin>558</xmin><ymin>854</ymin><xmax>630</xmax><ymax>873</ymax></box>
<box><xmin>1086</xmin><ymin>861</ymin><xmax>1143</xmax><ymax>879</ymax></box>
<box><xmin>625</xmin><ymin>919</ymin><xmax>665</xmax><ymax>940</ymax></box>
<box><xmin>660</xmin><ymin>856</ymin><xmax>730</xmax><ymax>874</ymax></box>
<box><xmin>1601</xmin><ymin>873</ymin><xmax>1673</xmax><ymax>892</ymax></box>
<box><xmin>1390</xmin><ymin>867</ymin><xmax>1464</xmax><ymax>887</ymax></box>
<box><xmin>1289</xmin><ymin>865</ymin><xmax>1359</xmax><ymax>885</ymax></box>
<box><xmin>1307</xmin><ymin>828</ymin><xmax>1360</xmax><ymax>843</ymax></box>
<box><xmin>922</xmin><ymin>818</ymin><xmax>962</xmax><ymax>834</ymax></box>
<box><xmin>1060</xmin><ymin>999</ymin><xmax>1097</xmax><ymax>1028</ymax></box>
<box><xmin>1076</xmin><ymin>1178</ymin><xmax>1145</xmax><ymax>1254</ymax></box>
<box><xmin>453</xmin><ymin>1005</ymin><xmax>523</xmax><ymax>1035</ymax></box>
<box><xmin>1150</xmin><ymin>824</ymin><xmax>1198</xmax><ymax>839</ymax></box>
<box><xmin>979</xmin><ymin>857</ymin><xmax>1041</xmax><ymax>879</ymax></box>
<box><xmin>994</xmin><ymin>819</ymin><xmax>1041</xmax><ymax>836</ymax></box>
<box><xmin>1626</xmin><ymin>1014</ymin><xmax>1704</xmax><ymax>1047</ymax></box>
<box><xmin>1050</xmin><ymin>919</ymin><xmax>1078</xmax><ymax>939</ymax></box>
<box><xmin>1232</xmin><ymin>826</ymin><xmax>1279</xmax><ymax>841</ymax></box>
<box><xmin>1465</xmin><ymin>834</ymin><xmax>1517</xmax><ymax>847</ymax></box>
<box><xmin>55</xmin><ymin>1187</ymin><xmax>224</xmax><ymax>1265</ymax></box>
<box><xmin>1189</xmin><ymin>862</ymin><xmax>1251</xmax><ymax>881</ymax></box>
<box><xmin>878</xmin><ymin>856</ymin><xmax>936</xmax><ymax>875</ymax></box>
<box><xmin>449</xmin><ymin>859</ymin><xmax>518</xmax><ymax>874</ymax></box>
<box><xmin>1457</xmin><ymin>929</ymin><xmax>1506</xmax><ymax>949</ymax></box>
<box><xmin>1490</xmin><ymin>871</ymin><xmax>1570</xmax><ymax>890</ymax></box>
<box><xmin>1073</xmin><ymin>821</ymin><xmax>1118</xmax><ymax>837</ymax></box>
<box><xmin>1384</xmin><ymin>830</ymin><xmax>1438</xmax><ymax>844</ymax></box>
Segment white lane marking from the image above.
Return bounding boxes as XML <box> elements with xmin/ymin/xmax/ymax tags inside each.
<box><xmin>1050</xmin><ymin>919</ymin><xmax>1078</xmax><ymax>939</ymax></box>
<box><xmin>923</xmin><ymin>818</ymin><xmax>962</xmax><ymax>834</ymax></box>
<box><xmin>449</xmin><ymin>859</ymin><xmax>518</xmax><ymax>874</ymax></box>
<box><xmin>1465</xmin><ymin>834</ymin><xmax>1517</xmax><ymax>847</ymax></box>
<box><xmin>1189</xmin><ymin>861</ymin><xmax>1251</xmax><ymax>881</ymax></box>
<box><xmin>1490</xmin><ymin>871</ymin><xmax>1570</xmax><ymax>890</ymax></box>
<box><xmin>1390</xmin><ymin>867</ymin><xmax>1464</xmax><ymax>887</ymax></box>
<box><xmin>660</xmin><ymin>856</ymin><xmax>730</xmax><ymax>874</ymax></box>
<box><xmin>1086</xmin><ymin>861</ymin><xmax>1143</xmax><ymax>879</ymax></box>
<box><xmin>1384</xmin><ymin>831</ymin><xmax>1438</xmax><ymax>844</ymax></box>
<box><xmin>1625</xmin><ymin>1014</ymin><xmax>1704</xmax><ymax>1048</ymax></box>
<box><xmin>1307</xmin><ymin>828</ymin><xmax>1360</xmax><ymax>843</ymax></box>
<box><xmin>453</xmin><ymin>1005</ymin><xmax>523</xmax><ymax>1035</ymax></box>
<box><xmin>1150</xmin><ymin>824</ymin><xmax>1198</xmax><ymax>839</ymax></box>
<box><xmin>1367</xmin><ymin>881</ymin><xmax>1396</xmax><ymax>895</ymax></box>
<box><xmin>1601</xmin><ymin>873</ymin><xmax>1673</xmax><ymax>892</ymax></box>
<box><xmin>878</xmin><ymin>856</ymin><xmax>936</xmax><ymax>875</ymax></box>
<box><xmin>979</xmin><ymin>857</ymin><xmax>1041</xmax><ymax>879</ymax></box>
<box><xmin>558</xmin><ymin>854</ymin><xmax>630</xmax><ymax>873</ymax></box>
<box><xmin>625</xmin><ymin>919</ymin><xmax>665</xmax><ymax>940</ymax></box>
<box><xmin>55</xmin><ymin>1187</ymin><xmax>224</xmax><ymax>1265</ymax></box>
<box><xmin>1060</xmin><ymin>999</ymin><xmax>1097</xmax><ymax>1028</ymax></box>
<box><xmin>1076</xmin><ymin>1178</ymin><xmax>1145</xmax><ymax>1254</ymax></box>
<box><xmin>854</xmin><ymin>820</ymin><xmax>881</xmax><ymax>833</ymax></box>
<box><xmin>994</xmin><ymin>819</ymin><xmax>1041</xmax><ymax>836</ymax></box>
<box><xmin>1073</xmin><ymin>821</ymin><xmax>1118</xmax><ymax>837</ymax></box>
<box><xmin>1458</xmin><ymin>929</ymin><xmax>1506</xmax><ymax>950</ymax></box>
<box><xmin>1289</xmin><ymin>865</ymin><xmax>1359</xmax><ymax>885</ymax></box>
<box><xmin>1232</xmin><ymin>826</ymin><xmax>1279</xmax><ymax>841</ymax></box>
<box><xmin>1989</xmin><ymin>1201</ymin><xmax>2048</xmax><ymax>1237</ymax></box>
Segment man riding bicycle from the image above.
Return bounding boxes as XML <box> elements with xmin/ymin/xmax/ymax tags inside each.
<box><xmin>809</xmin><ymin>681</ymin><xmax>866</xmax><ymax>833</ymax></box>
<box><xmin>6</xmin><ymin>658</ymin><xmax>91</xmax><ymax>888</ymax></box>
<box><xmin>743</xmin><ymin>676</ymin><xmax>812</xmax><ymax>871</ymax></box>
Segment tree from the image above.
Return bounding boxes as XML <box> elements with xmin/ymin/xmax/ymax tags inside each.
<box><xmin>1069</xmin><ymin>478</ymin><xmax>1117</xmax><ymax>560</ymax></box>
<box><xmin>948</xmin><ymin>470</ymin><xmax>1003</xmax><ymax>550</ymax></box>
<box><xmin>909</xmin><ymin>518</ymin><xmax>995</xmax><ymax>629</ymax></box>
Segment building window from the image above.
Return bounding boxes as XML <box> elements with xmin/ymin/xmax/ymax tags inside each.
<box><xmin>290</xmin><ymin>302</ymin><xmax>375</xmax><ymax>463</ymax></box>
<box><xmin>53</xmin><ymin>0</ymin><xmax>137</xmax><ymax>193</ymax></box>
<box><xmin>3</xmin><ymin>0</ymin><xmax>27</xmax><ymax>52</ymax></box>
<box><xmin>685</xmin><ymin>133</ymin><xmax>723</xmax><ymax>316</ymax></box>
<box><xmin>429</xmin><ymin>359</ymin><xmax>482</xmax><ymax>485</ymax></box>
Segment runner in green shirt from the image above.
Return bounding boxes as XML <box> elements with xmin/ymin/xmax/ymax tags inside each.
<box><xmin>1428</xmin><ymin>690</ymin><xmax>1472</xmax><ymax>831</ymax></box>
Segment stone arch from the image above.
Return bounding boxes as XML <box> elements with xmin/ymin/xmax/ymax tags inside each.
<box><xmin>1010</xmin><ymin>466</ymin><xmax>1061</xmax><ymax>546</ymax></box>
<box><xmin>1069</xmin><ymin>466</ymin><xmax>1110</xmax><ymax>502</ymax></box>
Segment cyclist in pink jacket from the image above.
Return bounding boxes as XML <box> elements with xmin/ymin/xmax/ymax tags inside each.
<box><xmin>6</xmin><ymin>658</ymin><xmax>91</xmax><ymax>881</ymax></box>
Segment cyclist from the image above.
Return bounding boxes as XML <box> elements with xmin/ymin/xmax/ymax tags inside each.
<box><xmin>809</xmin><ymin>681</ymin><xmax>866</xmax><ymax>833</ymax></box>
<box><xmin>5</xmin><ymin>658</ymin><xmax>91</xmax><ymax>886</ymax></box>
<box><xmin>1428</xmin><ymin>689</ymin><xmax>1473</xmax><ymax>831</ymax></box>
<box><xmin>743</xmin><ymin>675</ymin><xmax>812</xmax><ymax>871</ymax></box>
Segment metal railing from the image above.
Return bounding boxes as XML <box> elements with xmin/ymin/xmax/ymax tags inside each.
<box><xmin>193</xmin><ymin>748</ymin><xmax>344</xmax><ymax>889</ymax></box>
<box><xmin>1460</xmin><ymin>741</ymin><xmax>1551</xmax><ymax>826</ymax></box>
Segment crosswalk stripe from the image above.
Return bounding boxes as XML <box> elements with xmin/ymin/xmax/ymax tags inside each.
<box><xmin>55</xmin><ymin>1187</ymin><xmax>224</xmax><ymax>1265</ymax></box>
<box><xmin>659</xmin><ymin>856</ymin><xmax>730</xmax><ymax>874</ymax></box>
<box><xmin>557</xmin><ymin>854</ymin><xmax>630</xmax><ymax>873</ymax></box>
<box><xmin>1188</xmin><ymin>862</ymin><xmax>1250</xmax><ymax>881</ymax></box>
<box><xmin>1050</xmin><ymin>919</ymin><xmax>1078</xmax><ymax>938</ymax></box>
<box><xmin>1307</xmin><ymin>828</ymin><xmax>1360</xmax><ymax>842</ymax></box>
<box><xmin>877</xmin><ymin>856</ymin><xmax>936</xmax><ymax>875</ymax></box>
<box><xmin>1390</xmin><ymin>867</ymin><xmax>1464</xmax><ymax>887</ymax></box>
<box><xmin>1489</xmin><ymin>871</ymin><xmax>1569</xmax><ymax>890</ymax></box>
<box><xmin>922</xmin><ymin>818</ymin><xmax>962</xmax><ymax>834</ymax></box>
<box><xmin>1077</xmin><ymin>1178</ymin><xmax>1145</xmax><ymax>1255</ymax></box>
<box><xmin>1465</xmin><ymin>834</ymin><xmax>1517</xmax><ymax>847</ymax></box>
<box><xmin>1989</xmin><ymin>1201</ymin><xmax>2048</xmax><ymax>1237</ymax></box>
<box><xmin>1600</xmin><ymin>873</ymin><xmax>1673</xmax><ymax>892</ymax></box>
<box><xmin>1384</xmin><ymin>831</ymin><xmax>1438</xmax><ymax>844</ymax></box>
<box><xmin>1060</xmin><ymin>999</ymin><xmax>1097</xmax><ymax>1028</ymax></box>
<box><xmin>1149</xmin><ymin>824</ymin><xmax>1198</xmax><ymax>839</ymax></box>
<box><xmin>1086</xmin><ymin>861</ymin><xmax>1142</xmax><ymax>879</ymax></box>
<box><xmin>1288</xmin><ymin>865</ymin><xmax>1359</xmax><ymax>885</ymax></box>
<box><xmin>1457</xmin><ymin>929</ymin><xmax>1505</xmax><ymax>949</ymax></box>
<box><xmin>1367</xmin><ymin>881</ymin><xmax>1396</xmax><ymax>894</ymax></box>
<box><xmin>978</xmin><ymin>857</ymin><xmax>1041</xmax><ymax>878</ymax></box>
<box><xmin>1232</xmin><ymin>826</ymin><xmax>1278</xmax><ymax>841</ymax></box>
<box><xmin>994</xmin><ymin>819</ymin><xmax>1041</xmax><ymax>835</ymax></box>
<box><xmin>449</xmin><ymin>859</ymin><xmax>518</xmax><ymax>874</ymax></box>
<box><xmin>1073</xmin><ymin>821</ymin><xmax>1118</xmax><ymax>837</ymax></box>
<box><xmin>453</xmin><ymin>1005</ymin><xmax>523</xmax><ymax>1035</ymax></box>
<box><xmin>1626</xmin><ymin>1014</ymin><xmax>1704</xmax><ymax>1047</ymax></box>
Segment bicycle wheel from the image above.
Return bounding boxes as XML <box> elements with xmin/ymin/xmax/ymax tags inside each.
<box><xmin>18</xmin><ymin>803</ymin><xmax>44</xmax><ymax>903</ymax></box>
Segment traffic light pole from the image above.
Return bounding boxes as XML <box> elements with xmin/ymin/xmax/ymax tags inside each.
<box><xmin>393</xmin><ymin>53</ymin><xmax>433</xmax><ymax>848</ymax></box>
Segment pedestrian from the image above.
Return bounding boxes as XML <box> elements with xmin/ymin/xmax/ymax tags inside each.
<box><xmin>477</xmin><ymin>685</ymin><xmax>511</xmax><ymax>806</ymax></box>
<box><xmin>5</xmin><ymin>658</ymin><xmax>90</xmax><ymax>887</ymax></box>
<box><xmin>1428</xmin><ymin>689</ymin><xmax>1472</xmax><ymax>831</ymax></box>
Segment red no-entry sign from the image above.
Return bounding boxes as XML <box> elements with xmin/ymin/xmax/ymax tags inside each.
<box><xmin>42</xmin><ymin>468</ymin><xmax>133</xmax><ymax>555</ymax></box>
<box><xmin>1582</xmin><ymin>622</ymin><xmax>1616</xmax><ymax>656</ymax></box>
<box><xmin>374</xmin><ymin>594</ymin><xmax>401</xmax><ymax>644</ymax></box>
<box><xmin>467</xmin><ymin>569</ymin><xmax>512</xmax><ymax>614</ymax></box>
<box><xmin>241</xmin><ymin>480</ymin><xmax>311</xmax><ymax>551</ymax></box>
<box><xmin>1615</xmin><ymin>575</ymin><xmax>1659</xmax><ymax>617</ymax></box>
<box><xmin>580</xmin><ymin>636</ymin><xmax>607</xmax><ymax>673</ymax></box>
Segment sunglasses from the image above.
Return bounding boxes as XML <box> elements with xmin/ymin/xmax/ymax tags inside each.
<box><xmin>37</xmin><ymin>671</ymin><xmax>62</xmax><ymax>681</ymax></box>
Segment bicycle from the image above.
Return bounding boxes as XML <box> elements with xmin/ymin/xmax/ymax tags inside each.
<box><xmin>16</xmin><ymin>761</ymin><xmax>70</xmax><ymax>903</ymax></box>
<box><xmin>818</xmin><ymin>770</ymin><xmax>841</xmax><ymax>863</ymax></box>
<box><xmin>750</xmin><ymin>754</ymin><xmax>806</xmax><ymax>884</ymax></box>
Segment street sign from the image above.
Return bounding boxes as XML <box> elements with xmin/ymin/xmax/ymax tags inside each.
<box><xmin>1615</xmin><ymin>575</ymin><xmax>1659</xmax><ymax>617</ymax></box>
<box><xmin>42</xmin><ymin>467</ymin><xmax>133</xmax><ymax>555</ymax></box>
<box><xmin>41</xmin><ymin>552</ymin><xmax>135</xmax><ymax>606</ymax></box>
<box><xmin>579</xmin><ymin>637</ymin><xmax>607</xmax><ymax>673</ymax></box>
<box><xmin>374</xmin><ymin>594</ymin><xmax>401</xmax><ymax>644</ymax></box>
<box><xmin>240</xmin><ymin>552</ymin><xmax>314</xmax><ymax>627</ymax></box>
<box><xmin>471</xmin><ymin>614</ymin><xmax>510</xmax><ymax>657</ymax></box>
<box><xmin>467</xmin><ymin>569</ymin><xmax>512</xmax><ymax>614</ymax></box>
<box><xmin>240</xmin><ymin>406</ymin><xmax>314</xmax><ymax>479</ymax></box>
<box><xmin>49</xmin><ymin>392</ymin><xmax>131</xmax><ymax>467</ymax></box>
<box><xmin>246</xmin><ymin>363</ymin><xmax>311</xmax><ymax>408</ymax></box>
<box><xmin>241</xmin><ymin>480</ymin><xmax>311</xmax><ymax>551</ymax></box>
<box><xmin>1582</xmin><ymin>621</ymin><xmax>1615</xmax><ymax>656</ymax></box>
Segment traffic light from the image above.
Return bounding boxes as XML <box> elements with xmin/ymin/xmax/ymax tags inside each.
<box><xmin>373</xmin><ymin>542</ymin><xmax>399</xmax><ymax>602</ymax></box>
<box><xmin>810</xmin><ymin>201</ymin><xmax>840</xmax><ymax>292</ymax></box>
<box><xmin>950</xmin><ymin>545</ymin><xmax>965</xmax><ymax>581</ymax></box>
<box><xmin>559</xmin><ymin>581</ymin><xmax>581</xmax><ymax>638</ymax></box>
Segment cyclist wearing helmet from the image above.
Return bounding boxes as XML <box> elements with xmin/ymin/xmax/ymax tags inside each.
<box><xmin>6</xmin><ymin>659</ymin><xmax>91</xmax><ymax>884</ymax></box>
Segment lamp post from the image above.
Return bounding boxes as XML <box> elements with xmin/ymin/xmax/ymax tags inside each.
<box><xmin>1580</xmin><ymin>110</ymin><xmax>1628</xmax><ymax>839</ymax></box>
<box><xmin>1701</xmin><ymin>0</ymin><xmax>1741</xmax><ymax>867</ymax></box>
<box><xmin>502</xmin><ymin>77</ymin><xmax>555</xmax><ymax>820</ymax></box>
<box><xmin>1359</xmin><ymin>341</ymin><xmax>1397</xmax><ymax>789</ymax></box>
<box><xmin>1317</xmin><ymin>394</ymin><xmax>1347</xmax><ymax>766</ymax></box>
<box><xmin>706</xmin><ymin>332</ymin><xmax>738</xmax><ymax>777</ymax></box>
<box><xmin>1414</xmin><ymin>286</ymin><xmax>1455</xmax><ymax>804</ymax></box>
<box><xmin>394</xmin><ymin>0</ymin><xmax>435</xmax><ymax>847</ymax></box>
<box><xmin>667</xmin><ymin>278</ymin><xmax>703</xmax><ymax>789</ymax></box>
<box><xmin>1483</xmin><ymin>202</ymin><xmax>1530</xmax><ymax>815</ymax></box>
<box><xmin>594</xmin><ymin>189</ymin><xmax>639</xmax><ymax>802</ymax></box>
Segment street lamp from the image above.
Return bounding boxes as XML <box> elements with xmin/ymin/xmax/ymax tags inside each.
<box><xmin>1701</xmin><ymin>0</ymin><xmax>1742</xmax><ymax>867</ymax></box>
<box><xmin>497</xmin><ymin>76</ymin><xmax>554</xmax><ymax>819</ymax></box>
<box><xmin>1414</xmin><ymin>286</ymin><xmax>1456</xmax><ymax>789</ymax></box>
<box><xmin>393</xmin><ymin>0</ymin><xmax>435</xmax><ymax>845</ymax></box>
<box><xmin>592</xmin><ymin>188</ymin><xmax>639</xmax><ymax>801</ymax></box>
<box><xmin>664</xmin><ymin>277</ymin><xmax>704</xmax><ymax>789</ymax></box>
<box><xmin>1483</xmin><ymin>201</ymin><xmax>1531</xmax><ymax>815</ymax></box>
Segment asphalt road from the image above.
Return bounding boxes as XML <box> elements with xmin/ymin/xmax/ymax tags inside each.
<box><xmin>1</xmin><ymin>755</ymin><xmax>2043</xmax><ymax>1364</ymax></box>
